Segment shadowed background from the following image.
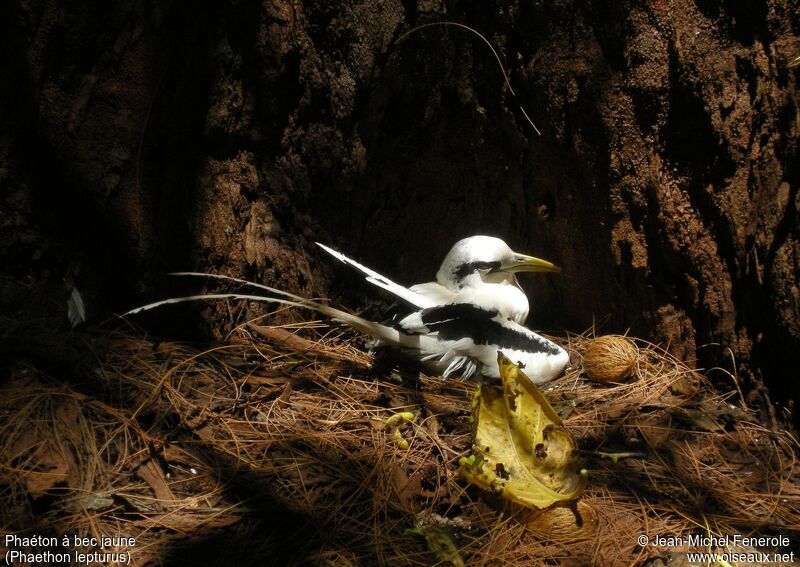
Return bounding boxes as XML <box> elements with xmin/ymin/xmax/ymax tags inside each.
<box><xmin>1</xmin><ymin>0</ymin><xmax>798</xmax><ymax>424</ymax></box>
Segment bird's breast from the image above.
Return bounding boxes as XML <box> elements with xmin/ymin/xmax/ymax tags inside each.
<box><xmin>456</xmin><ymin>284</ymin><xmax>529</xmax><ymax>324</ymax></box>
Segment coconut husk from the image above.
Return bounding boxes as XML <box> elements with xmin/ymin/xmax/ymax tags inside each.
<box><xmin>582</xmin><ymin>335</ymin><xmax>639</xmax><ymax>382</ymax></box>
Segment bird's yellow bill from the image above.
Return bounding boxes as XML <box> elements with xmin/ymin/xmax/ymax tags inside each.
<box><xmin>502</xmin><ymin>253</ymin><xmax>561</xmax><ymax>273</ymax></box>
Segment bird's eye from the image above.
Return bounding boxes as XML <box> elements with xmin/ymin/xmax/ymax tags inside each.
<box><xmin>454</xmin><ymin>261</ymin><xmax>500</xmax><ymax>279</ymax></box>
<box><xmin>480</xmin><ymin>261</ymin><xmax>502</xmax><ymax>273</ymax></box>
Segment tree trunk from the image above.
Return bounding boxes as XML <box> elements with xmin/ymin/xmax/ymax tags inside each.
<box><xmin>2</xmin><ymin>1</ymin><xmax>798</xmax><ymax>423</ymax></box>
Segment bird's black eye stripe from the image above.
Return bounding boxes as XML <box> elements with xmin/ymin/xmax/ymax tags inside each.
<box><xmin>453</xmin><ymin>260</ymin><xmax>502</xmax><ymax>280</ymax></box>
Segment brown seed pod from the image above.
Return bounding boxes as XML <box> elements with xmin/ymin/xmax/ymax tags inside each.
<box><xmin>582</xmin><ymin>335</ymin><xmax>638</xmax><ymax>382</ymax></box>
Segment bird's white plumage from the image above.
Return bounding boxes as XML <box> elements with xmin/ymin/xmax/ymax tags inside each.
<box><xmin>126</xmin><ymin>272</ymin><xmax>568</xmax><ymax>383</ymax></box>
<box><xmin>413</xmin><ymin>281</ymin><xmax>530</xmax><ymax>324</ymax></box>
<box><xmin>318</xmin><ymin>236</ymin><xmax>558</xmax><ymax>325</ymax></box>
<box><xmin>424</xmin><ymin>236</ymin><xmax>530</xmax><ymax>323</ymax></box>
<box><xmin>314</xmin><ymin>236</ymin><xmax>566</xmax><ymax>382</ymax></box>
<box><xmin>126</xmin><ymin>236</ymin><xmax>567</xmax><ymax>384</ymax></box>
<box><xmin>393</xmin><ymin>302</ymin><xmax>569</xmax><ymax>381</ymax></box>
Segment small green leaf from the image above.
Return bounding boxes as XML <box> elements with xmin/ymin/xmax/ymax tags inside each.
<box><xmin>384</xmin><ymin>411</ymin><xmax>415</xmax><ymax>449</ymax></box>
<box><xmin>406</xmin><ymin>525</ymin><xmax>464</xmax><ymax>566</ymax></box>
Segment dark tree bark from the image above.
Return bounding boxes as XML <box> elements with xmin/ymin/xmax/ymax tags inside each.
<box><xmin>2</xmin><ymin>1</ymin><xmax>798</xmax><ymax>423</ymax></box>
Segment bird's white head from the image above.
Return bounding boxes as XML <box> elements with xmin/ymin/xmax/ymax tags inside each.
<box><xmin>435</xmin><ymin>235</ymin><xmax>560</xmax><ymax>289</ymax></box>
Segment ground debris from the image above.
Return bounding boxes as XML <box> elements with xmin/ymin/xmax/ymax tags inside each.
<box><xmin>0</xmin><ymin>325</ymin><xmax>797</xmax><ymax>566</ymax></box>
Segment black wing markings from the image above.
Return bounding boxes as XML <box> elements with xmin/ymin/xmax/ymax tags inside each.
<box><xmin>410</xmin><ymin>303</ymin><xmax>561</xmax><ymax>356</ymax></box>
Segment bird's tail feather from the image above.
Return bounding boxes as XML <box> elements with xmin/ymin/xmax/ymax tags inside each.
<box><xmin>316</xmin><ymin>243</ymin><xmax>434</xmax><ymax>309</ymax></box>
<box><xmin>124</xmin><ymin>272</ymin><xmax>410</xmax><ymax>350</ymax></box>
<box><xmin>170</xmin><ymin>271</ymin><xmax>313</xmax><ymax>305</ymax></box>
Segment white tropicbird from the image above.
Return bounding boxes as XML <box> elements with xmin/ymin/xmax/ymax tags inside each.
<box><xmin>125</xmin><ymin>271</ymin><xmax>569</xmax><ymax>383</ymax></box>
<box><xmin>314</xmin><ymin>236</ymin><xmax>566</xmax><ymax>381</ymax></box>
<box><xmin>317</xmin><ymin>235</ymin><xmax>560</xmax><ymax>324</ymax></box>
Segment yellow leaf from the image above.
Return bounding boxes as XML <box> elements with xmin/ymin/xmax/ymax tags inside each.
<box><xmin>459</xmin><ymin>352</ymin><xmax>587</xmax><ymax>509</ymax></box>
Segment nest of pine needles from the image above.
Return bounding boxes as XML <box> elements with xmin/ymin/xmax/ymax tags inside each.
<box><xmin>1</xmin><ymin>312</ymin><xmax>798</xmax><ymax>566</ymax></box>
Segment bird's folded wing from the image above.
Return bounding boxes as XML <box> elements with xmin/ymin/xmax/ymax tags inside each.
<box><xmin>408</xmin><ymin>281</ymin><xmax>458</xmax><ymax>305</ymax></box>
<box><xmin>393</xmin><ymin>303</ymin><xmax>490</xmax><ymax>335</ymax></box>
<box><xmin>400</xmin><ymin>303</ymin><xmax>562</xmax><ymax>357</ymax></box>
<box><xmin>316</xmin><ymin>243</ymin><xmax>436</xmax><ymax>309</ymax></box>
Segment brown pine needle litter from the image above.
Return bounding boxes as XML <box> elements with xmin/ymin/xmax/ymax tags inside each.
<box><xmin>1</xmin><ymin>322</ymin><xmax>798</xmax><ymax>566</ymax></box>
